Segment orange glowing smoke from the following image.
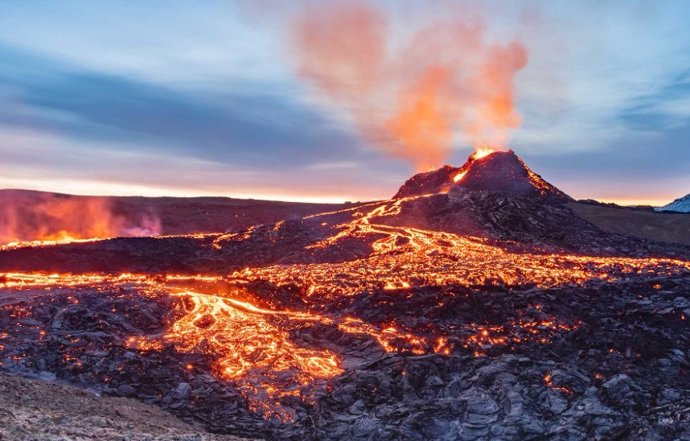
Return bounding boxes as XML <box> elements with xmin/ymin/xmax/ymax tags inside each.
<box><xmin>291</xmin><ymin>1</ymin><xmax>527</xmax><ymax>171</ymax></box>
<box><xmin>0</xmin><ymin>191</ymin><xmax>161</xmax><ymax>245</ymax></box>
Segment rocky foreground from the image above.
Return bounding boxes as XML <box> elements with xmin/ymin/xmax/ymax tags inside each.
<box><xmin>0</xmin><ymin>372</ymin><xmax>249</xmax><ymax>441</ymax></box>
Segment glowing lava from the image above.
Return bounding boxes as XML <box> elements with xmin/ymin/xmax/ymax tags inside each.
<box><xmin>157</xmin><ymin>290</ymin><xmax>341</xmax><ymax>421</ymax></box>
<box><xmin>471</xmin><ymin>146</ymin><xmax>496</xmax><ymax>160</ymax></box>
<box><xmin>453</xmin><ymin>171</ymin><xmax>467</xmax><ymax>182</ymax></box>
<box><xmin>1</xmin><ymin>237</ymin><xmax>106</xmax><ymax>251</ymax></box>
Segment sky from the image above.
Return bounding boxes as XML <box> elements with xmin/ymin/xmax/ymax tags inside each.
<box><xmin>0</xmin><ymin>0</ymin><xmax>689</xmax><ymax>205</ymax></box>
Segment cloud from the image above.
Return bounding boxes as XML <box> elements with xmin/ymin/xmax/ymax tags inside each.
<box><xmin>619</xmin><ymin>69</ymin><xmax>690</xmax><ymax>131</ymax></box>
<box><xmin>524</xmin><ymin>119</ymin><xmax>690</xmax><ymax>203</ymax></box>
<box><xmin>0</xmin><ymin>125</ymin><xmax>403</xmax><ymax>202</ymax></box>
<box><xmin>0</xmin><ymin>43</ymin><xmax>409</xmax><ymax>201</ymax></box>
<box><xmin>0</xmin><ymin>44</ymin><xmax>368</xmax><ymax>170</ymax></box>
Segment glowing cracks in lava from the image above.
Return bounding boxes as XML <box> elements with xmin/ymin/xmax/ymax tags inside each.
<box><xmin>4</xmin><ymin>209</ymin><xmax>690</xmax><ymax>423</ymax></box>
<box><xmin>4</xmin><ymin>262</ymin><xmax>690</xmax><ymax>421</ymax></box>
<box><xmin>544</xmin><ymin>372</ymin><xmax>573</xmax><ymax>395</ymax></box>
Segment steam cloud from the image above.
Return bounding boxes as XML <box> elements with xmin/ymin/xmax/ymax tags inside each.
<box><xmin>291</xmin><ymin>1</ymin><xmax>528</xmax><ymax>171</ymax></box>
<box><xmin>0</xmin><ymin>191</ymin><xmax>161</xmax><ymax>245</ymax></box>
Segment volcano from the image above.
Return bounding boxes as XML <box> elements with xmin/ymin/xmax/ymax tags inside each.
<box><xmin>1</xmin><ymin>151</ymin><xmax>690</xmax><ymax>440</ymax></box>
<box><xmin>394</xmin><ymin>149</ymin><xmax>571</xmax><ymax>201</ymax></box>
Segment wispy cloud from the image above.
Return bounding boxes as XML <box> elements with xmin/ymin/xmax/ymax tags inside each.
<box><xmin>619</xmin><ymin>69</ymin><xmax>690</xmax><ymax>131</ymax></box>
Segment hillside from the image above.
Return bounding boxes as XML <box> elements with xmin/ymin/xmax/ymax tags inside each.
<box><xmin>570</xmin><ymin>202</ymin><xmax>690</xmax><ymax>246</ymax></box>
<box><xmin>657</xmin><ymin>193</ymin><xmax>690</xmax><ymax>213</ymax></box>
<box><xmin>0</xmin><ymin>372</ymin><xmax>249</xmax><ymax>441</ymax></box>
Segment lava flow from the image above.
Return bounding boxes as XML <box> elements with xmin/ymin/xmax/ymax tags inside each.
<box><xmin>1</xmin><ymin>200</ymin><xmax>688</xmax><ymax>424</ymax></box>
<box><xmin>1</xmin><ymin>150</ymin><xmax>689</xmax><ymax>439</ymax></box>
<box><xmin>0</xmin><ymin>268</ymin><xmax>589</xmax><ymax>421</ymax></box>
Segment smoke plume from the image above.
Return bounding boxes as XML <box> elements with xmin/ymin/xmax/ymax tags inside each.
<box><xmin>291</xmin><ymin>1</ymin><xmax>528</xmax><ymax>171</ymax></box>
<box><xmin>0</xmin><ymin>191</ymin><xmax>161</xmax><ymax>245</ymax></box>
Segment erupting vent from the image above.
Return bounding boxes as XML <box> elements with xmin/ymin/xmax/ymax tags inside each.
<box><xmin>394</xmin><ymin>149</ymin><xmax>571</xmax><ymax>201</ymax></box>
<box><xmin>453</xmin><ymin>150</ymin><xmax>571</xmax><ymax>200</ymax></box>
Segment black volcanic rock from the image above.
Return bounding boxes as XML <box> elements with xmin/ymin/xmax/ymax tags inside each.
<box><xmin>452</xmin><ymin>150</ymin><xmax>572</xmax><ymax>201</ymax></box>
<box><xmin>3</xmin><ymin>265</ymin><xmax>690</xmax><ymax>440</ymax></box>
<box><xmin>394</xmin><ymin>150</ymin><xmax>571</xmax><ymax>201</ymax></box>
<box><xmin>393</xmin><ymin>165</ymin><xmax>460</xmax><ymax>199</ymax></box>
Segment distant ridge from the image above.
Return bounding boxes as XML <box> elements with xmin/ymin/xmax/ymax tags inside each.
<box><xmin>657</xmin><ymin>193</ymin><xmax>690</xmax><ymax>213</ymax></box>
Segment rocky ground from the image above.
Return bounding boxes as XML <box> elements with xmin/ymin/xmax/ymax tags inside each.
<box><xmin>1</xmin><ymin>192</ymin><xmax>688</xmax><ymax>275</ymax></box>
<box><xmin>568</xmin><ymin>201</ymin><xmax>690</xmax><ymax>246</ymax></box>
<box><xmin>0</xmin><ymin>371</ymin><xmax>250</xmax><ymax>441</ymax></box>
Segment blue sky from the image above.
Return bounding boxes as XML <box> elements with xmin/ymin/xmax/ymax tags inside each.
<box><xmin>0</xmin><ymin>0</ymin><xmax>688</xmax><ymax>204</ymax></box>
